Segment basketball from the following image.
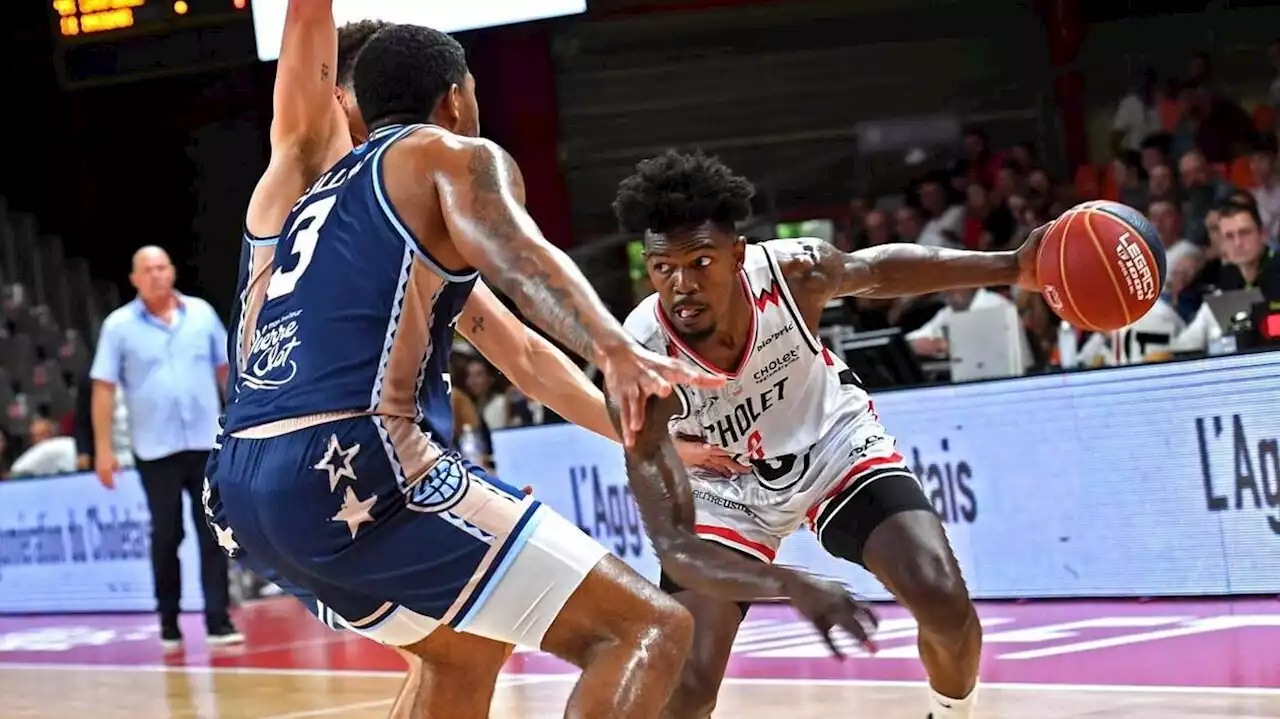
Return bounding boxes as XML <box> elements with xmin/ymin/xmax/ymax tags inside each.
<box><xmin>1036</xmin><ymin>200</ymin><xmax>1167</xmax><ymax>331</ymax></box>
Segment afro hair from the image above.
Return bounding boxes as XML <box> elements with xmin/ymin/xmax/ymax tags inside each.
<box><xmin>613</xmin><ymin>150</ymin><xmax>755</xmax><ymax>236</ymax></box>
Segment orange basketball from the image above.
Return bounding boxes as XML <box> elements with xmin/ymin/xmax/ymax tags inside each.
<box><xmin>1036</xmin><ymin>201</ymin><xmax>1167</xmax><ymax>332</ymax></box>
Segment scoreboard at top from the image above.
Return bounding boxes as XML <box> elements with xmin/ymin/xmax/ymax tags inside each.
<box><xmin>53</xmin><ymin>0</ymin><xmax>247</xmax><ymax>38</ymax></box>
<box><xmin>50</xmin><ymin>0</ymin><xmax>255</xmax><ymax>87</ymax></box>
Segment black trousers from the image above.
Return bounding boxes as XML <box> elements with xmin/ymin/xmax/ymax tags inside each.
<box><xmin>135</xmin><ymin>450</ymin><xmax>229</xmax><ymax>622</ymax></box>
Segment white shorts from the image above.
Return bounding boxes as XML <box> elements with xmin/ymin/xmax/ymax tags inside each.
<box><xmin>687</xmin><ymin>411</ymin><xmax>920</xmax><ymax>563</ymax></box>
<box><xmin>333</xmin><ymin>506</ymin><xmax>609</xmax><ymax>649</ymax></box>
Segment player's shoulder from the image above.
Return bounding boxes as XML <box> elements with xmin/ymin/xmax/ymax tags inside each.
<box><xmin>754</xmin><ymin>238</ymin><xmax>838</xmax><ymax>295</ymax></box>
<box><xmin>622</xmin><ymin>292</ymin><xmax>665</xmax><ymax>349</ymax></box>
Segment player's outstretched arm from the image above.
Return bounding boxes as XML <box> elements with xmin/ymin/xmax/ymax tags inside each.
<box><xmin>607</xmin><ymin>391</ymin><xmax>879</xmax><ymax>656</ymax></box>
<box><xmin>785</xmin><ymin>224</ymin><xmax>1049</xmax><ymax>306</ymax></box>
<box><xmin>437</xmin><ymin>138</ymin><xmax>725</xmax><ymax>445</ymax></box>
<box><xmin>457</xmin><ymin>282</ymin><xmax>618</xmax><ymax>442</ymax></box>
<box><xmin>245</xmin><ymin>0</ymin><xmax>345</xmax><ymax>238</ymax></box>
<box><xmin>268</xmin><ymin>0</ymin><xmax>342</xmax><ymax>162</ymax></box>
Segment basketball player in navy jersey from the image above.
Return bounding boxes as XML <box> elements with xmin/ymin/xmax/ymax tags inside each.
<box><xmin>204</xmin><ymin>11</ymin><xmax>624</xmax><ymax>717</ymax></box>
<box><xmin>611</xmin><ymin>151</ymin><xmax>1048</xmax><ymax>719</ymax></box>
<box><xmin>208</xmin><ymin>16</ymin><xmax>877</xmax><ymax>719</ymax></box>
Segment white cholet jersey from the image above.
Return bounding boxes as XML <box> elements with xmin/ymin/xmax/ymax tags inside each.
<box><xmin>623</xmin><ymin>240</ymin><xmax>871</xmax><ymax>471</ymax></box>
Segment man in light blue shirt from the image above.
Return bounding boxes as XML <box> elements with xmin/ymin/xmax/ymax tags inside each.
<box><xmin>90</xmin><ymin>246</ymin><xmax>242</xmax><ymax>649</ymax></box>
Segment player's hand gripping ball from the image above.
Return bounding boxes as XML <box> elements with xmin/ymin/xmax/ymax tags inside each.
<box><xmin>1033</xmin><ymin>200</ymin><xmax>1167</xmax><ymax>332</ymax></box>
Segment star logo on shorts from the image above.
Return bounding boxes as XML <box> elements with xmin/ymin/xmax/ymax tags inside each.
<box><xmin>332</xmin><ymin>487</ymin><xmax>377</xmax><ymax>539</ymax></box>
<box><xmin>213</xmin><ymin>523</ymin><xmax>239</xmax><ymax>556</ymax></box>
<box><xmin>315</xmin><ymin>434</ymin><xmax>361</xmax><ymax>492</ymax></box>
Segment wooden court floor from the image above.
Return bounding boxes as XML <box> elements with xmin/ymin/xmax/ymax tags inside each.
<box><xmin>2</xmin><ymin>667</ymin><xmax>1279</xmax><ymax>718</ymax></box>
<box><xmin>1</xmin><ymin>596</ymin><xmax>1277</xmax><ymax>718</ymax></box>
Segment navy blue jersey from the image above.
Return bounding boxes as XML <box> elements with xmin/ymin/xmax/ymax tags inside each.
<box><xmin>224</xmin><ymin>124</ymin><xmax>477</xmax><ymax>435</ymax></box>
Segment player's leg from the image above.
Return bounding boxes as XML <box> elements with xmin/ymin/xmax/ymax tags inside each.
<box><xmin>231</xmin><ymin>416</ymin><xmax>692</xmax><ymax>718</ymax></box>
<box><xmin>204</xmin><ymin>466</ymin><xmax>511</xmax><ymax>719</ymax></box>
<box><xmin>652</xmin><ymin>504</ymin><xmax>772</xmax><ymax>718</ymax></box>
<box><xmin>530</xmin><ymin>553</ymin><xmax>692</xmax><ymax>718</ymax></box>
<box><xmin>656</xmin><ymin>580</ymin><xmax>750</xmax><ymax>718</ymax></box>
<box><xmin>814</xmin><ymin>468</ymin><xmax>980</xmax><ymax>718</ymax></box>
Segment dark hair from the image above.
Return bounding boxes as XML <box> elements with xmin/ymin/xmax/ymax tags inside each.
<box><xmin>336</xmin><ymin>20</ymin><xmax>390</xmax><ymax>88</ymax></box>
<box><xmin>353</xmin><ymin>24</ymin><xmax>468</xmax><ymax>128</ymax></box>
<box><xmin>1252</xmin><ymin>134</ymin><xmax>1278</xmax><ymax>157</ymax></box>
<box><xmin>1140</xmin><ymin>133</ymin><xmax>1172</xmax><ymax>154</ymax></box>
<box><xmin>1218</xmin><ymin>199</ymin><xmax>1262</xmax><ymax>230</ymax></box>
<box><xmin>613</xmin><ymin>150</ymin><xmax>755</xmax><ymax>235</ymax></box>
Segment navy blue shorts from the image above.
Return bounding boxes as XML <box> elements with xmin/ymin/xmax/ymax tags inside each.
<box><xmin>205</xmin><ymin>414</ymin><xmax>555</xmax><ymax>646</ymax></box>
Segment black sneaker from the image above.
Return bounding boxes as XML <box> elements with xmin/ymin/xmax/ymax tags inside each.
<box><xmin>160</xmin><ymin>617</ymin><xmax>183</xmax><ymax>651</ymax></box>
<box><xmin>206</xmin><ymin>617</ymin><xmax>245</xmax><ymax>646</ymax></box>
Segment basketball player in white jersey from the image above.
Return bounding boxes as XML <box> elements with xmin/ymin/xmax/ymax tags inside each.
<box><xmin>612</xmin><ymin>150</ymin><xmax>1046</xmax><ymax>719</ymax></box>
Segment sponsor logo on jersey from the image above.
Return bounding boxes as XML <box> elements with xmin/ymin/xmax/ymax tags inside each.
<box><xmin>691</xmin><ymin>488</ymin><xmax>760</xmax><ymax>518</ymax></box>
<box><xmin>755</xmin><ymin>323</ymin><xmax>794</xmax><ymax>352</ymax></box>
<box><xmin>702</xmin><ymin>377</ymin><xmax>790</xmax><ymax>447</ymax></box>
<box><xmin>241</xmin><ymin>310</ymin><xmax>303</xmax><ymax>391</ymax></box>
<box><xmin>752</xmin><ymin>347</ymin><xmax>801</xmax><ymax>383</ymax></box>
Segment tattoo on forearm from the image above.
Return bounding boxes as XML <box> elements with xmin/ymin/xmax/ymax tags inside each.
<box><xmin>466</xmin><ymin>147</ymin><xmax>598</xmax><ymax>360</ymax></box>
<box><xmin>320</xmin><ymin>63</ymin><xmax>330</xmax><ymax>80</ymax></box>
<box><xmin>471</xmin><ymin>315</ymin><xmax>484</xmax><ymax>334</ymax></box>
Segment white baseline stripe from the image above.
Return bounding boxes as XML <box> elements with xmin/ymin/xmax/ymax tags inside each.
<box><xmin>0</xmin><ymin>662</ymin><xmax>1276</xmax><ymax>696</ymax></box>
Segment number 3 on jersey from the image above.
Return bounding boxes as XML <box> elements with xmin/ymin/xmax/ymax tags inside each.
<box><xmin>266</xmin><ymin>195</ymin><xmax>337</xmax><ymax>300</ymax></box>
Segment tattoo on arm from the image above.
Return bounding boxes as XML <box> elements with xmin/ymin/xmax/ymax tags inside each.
<box><xmin>462</xmin><ymin>144</ymin><xmax>612</xmax><ymax>362</ymax></box>
<box><xmin>470</xmin><ymin>315</ymin><xmax>485</xmax><ymax>335</ymax></box>
<box><xmin>320</xmin><ymin>63</ymin><xmax>330</xmax><ymax>80</ymax></box>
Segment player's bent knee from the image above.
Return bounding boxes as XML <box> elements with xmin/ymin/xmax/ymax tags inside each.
<box><xmin>541</xmin><ymin>554</ymin><xmax>693</xmax><ymax>669</ymax></box>
<box><xmin>894</xmin><ymin>546</ymin><xmax>974</xmax><ymax>636</ymax></box>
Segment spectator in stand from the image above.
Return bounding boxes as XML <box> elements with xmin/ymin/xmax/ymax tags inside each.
<box><xmin>895</xmin><ymin>204</ymin><xmax>924</xmax><ymax>244</ymax></box>
<box><xmin>90</xmin><ymin>245</ymin><xmax>240</xmax><ymax>648</ymax></box>
<box><xmin>1268</xmin><ymin>40</ymin><xmax>1280</xmax><ymax>109</ymax></box>
<box><xmin>1188</xmin><ymin>51</ymin><xmax>1214</xmax><ymax>87</ymax></box>
<box><xmin>992</xmin><ymin>160</ymin><xmax>1022</xmax><ymax>206</ymax></box>
<box><xmin>1008</xmin><ymin>141</ymin><xmax>1037</xmax><ymax>175</ymax></box>
<box><xmin>1179</xmin><ymin>149</ymin><xmax>1236</xmax><ymax>245</ymax></box>
<box><xmin>1164</xmin><ymin>252</ymin><xmax>1205</xmax><ymax>323</ymax></box>
<box><xmin>1247</xmin><ymin>138</ymin><xmax>1280</xmax><ymax>244</ymax></box>
<box><xmin>1026</xmin><ymin>167</ymin><xmax>1053</xmax><ymax>205</ymax></box>
<box><xmin>1117</xmin><ymin>150</ymin><xmax>1149</xmax><ymax>211</ymax></box>
<box><xmin>1112</xmin><ymin>66</ymin><xmax>1163</xmax><ymax>155</ymax></box>
<box><xmin>860</xmin><ymin>208</ymin><xmax>893</xmax><ymax>248</ymax></box>
<box><xmin>1148</xmin><ymin>163</ymin><xmax>1177</xmax><ymax>202</ymax></box>
<box><xmin>846</xmin><ymin>194</ymin><xmax>872</xmax><ymax>239</ymax></box>
<box><xmin>1192</xmin><ymin>83</ymin><xmax>1256</xmax><ymax>164</ymax></box>
<box><xmin>1194</xmin><ymin>205</ymin><xmax>1228</xmax><ymax>290</ymax></box>
<box><xmin>9</xmin><ymin>416</ymin><xmax>77</xmax><ymax>478</ymax></box>
<box><xmin>962</xmin><ymin>182</ymin><xmax>1015</xmax><ymax>250</ymax></box>
<box><xmin>954</xmin><ymin>126</ymin><xmax>1002</xmax><ymax>189</ymax></box>
<box><xmin>906</xmin><ymin>287</ymin><xmax>1032</xmax><ymax>370</ymax></box>
<box><xmin>1140</xmin><ymin>133</ymin><xmax>1173</xmax><ymax>174</ymax></box>
<box><xmin>1171</xmin><ymin>201</ymin><xmax>1279</xmax><ymax>351</ymax></box>
<box><xmin>917</xmin><ymin>174</ymin><xmax>964</xmax><ymax>248</ymax></box>
<box><xmin>463</xmin><ymin>356</ymin><xmax>510</xmax><ymax>433</ymax></box>
<box><xmin>1148</xmin><ymin>198</ymin><xmax>1204</xmax><ymax>281</ymax></box>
